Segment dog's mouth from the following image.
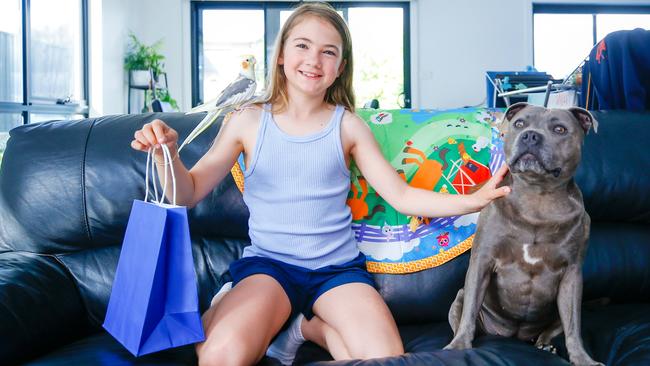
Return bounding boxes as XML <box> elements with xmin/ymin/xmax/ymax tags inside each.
<box><xmin>511</xmin><ymin>152</ymin><xmax>562</xmax><ymax>178</ymax></box>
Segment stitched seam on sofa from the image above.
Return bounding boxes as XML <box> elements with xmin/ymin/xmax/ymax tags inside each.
<box><xmin>200</xmin><ymin>244</ymin><xmax>220</xmax><ymax>290</ymax></box>
<box><xmin>9</xmin><ymin>251</ymin><xmax>93</xmax><ymax>326</ymax></box>
<box><xmin>80</xmin><ymin>118</ymin><xmax>96</xmax><ymax>244</ymax></box>
<box><xmin>49</xmin><ymin>252</ymin><xmax>94</xmax><ymax>327</ymax></box>
<box><xmin>49</xmin><ymin>253</ymin><xmax>90</xmax><ymax>303</ymax></box>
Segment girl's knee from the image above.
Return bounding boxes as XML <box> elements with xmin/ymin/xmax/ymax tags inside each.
<box><xmin>347</xmin><ymin>330</ymin><xmax>404</xmax><ymax>359</ymax></box>
<box><xmin>355</xmin><ymin>343</ymin><xmax>404</xmax><ymax>360</ymax></box>
<box><xmin>197</xmin><ymin>336</ymin><xmax>260</xmax><ymax>366</ymax></box>
<box><xmin>379</xmin><ymin>341</ymin><xmax>405</xmax><ymax>358</ymax></box>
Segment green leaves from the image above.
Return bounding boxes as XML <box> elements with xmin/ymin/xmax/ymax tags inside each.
<box><xmin>124</xmin><ymin>32</ymin><xmax>166</xmax><ymax>77</ymax></box>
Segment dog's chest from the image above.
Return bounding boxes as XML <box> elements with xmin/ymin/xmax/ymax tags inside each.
<box><xmin>522</xmin><ymin>243</ymin><xmax>542</xmax><ymax>265</ymax></box>
<box><xmin>490</xmin><ymin>240</ymin><xmax>569</xmax><ymax>316</ymax></box>
<box><xmin>493</xmin><ymin>238</ymin><xmax>569</xmax><ymax>275</ymax></box>
<box><xmin>490</xmin><ymin>197</ymin><xmax>585</xmax><ymax>273</ymax></box>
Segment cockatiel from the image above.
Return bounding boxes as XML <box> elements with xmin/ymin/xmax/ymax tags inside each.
<box><xmin>178</xmin><ymin>55</ymin><xmax>257</xmax><ymax>152</ymax></box>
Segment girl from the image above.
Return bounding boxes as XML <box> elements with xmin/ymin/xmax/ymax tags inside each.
<box><xmin>131</xmin><ymin>3</ymin><xmax>510</xmax><ymax>365</ymax></box>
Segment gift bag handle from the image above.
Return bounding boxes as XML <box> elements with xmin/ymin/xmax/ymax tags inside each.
<box><xmin>144</xmin><ymin>144</ymin><xmax>177</xmax><ymax>205</ymax></box>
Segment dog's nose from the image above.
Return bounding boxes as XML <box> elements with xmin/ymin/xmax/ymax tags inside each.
<box><xmin>520</xmin><ymin>130</ymin><xmax>543</xmax><ymax>147</ymax></box>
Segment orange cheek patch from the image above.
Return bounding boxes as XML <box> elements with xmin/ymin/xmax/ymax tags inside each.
<box><xmin>241</xmin><ymin>61</ymin><xmax>248</xmax><ymax>69</ymax></box>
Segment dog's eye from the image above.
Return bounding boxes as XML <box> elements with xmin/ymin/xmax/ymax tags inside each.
<box><xmin>514</xmin><ymin>120</ymin><xmax>525</xmax><ymax>128</ymax></box>
<box><xmin>553</xmin><ymin>125</ymin><xmax>567</xmax><ymax>134</ymax></box>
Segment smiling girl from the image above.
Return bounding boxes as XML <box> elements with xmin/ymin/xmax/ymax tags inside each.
<box><xmin>131</xmin><ymin>3</ymin><xmax>509</xmax><ymax>365</ymax></box>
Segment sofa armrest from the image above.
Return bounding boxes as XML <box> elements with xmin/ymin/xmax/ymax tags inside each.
<box><xmin>0</xmin><ymin>252</ymin><xmax>89</xmax><ymax>364</ymax></box>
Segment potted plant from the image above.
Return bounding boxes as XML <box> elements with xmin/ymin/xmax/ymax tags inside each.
<box><xmin>142</xmin><ymin>89</ymin><xmax>179</xmax><ymax>113</ymax></box>
<box><xmin>124</xmin><ymin>33</ymin><xmax>165</xmax><ymax>87</ymax></box>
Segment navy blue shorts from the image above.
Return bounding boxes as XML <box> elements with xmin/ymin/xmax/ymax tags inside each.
<box><xmin>228</xmin><ymin>253</ymin><xmax>375</xmax><ymax>320</ymax></box>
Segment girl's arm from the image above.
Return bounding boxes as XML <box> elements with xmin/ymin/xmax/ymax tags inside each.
<box><xmin>345</xmin><ymin>113</ymin><xmax>510</xmax><ymax>218</ymax></box>
<box><xmin>180</xmin><ymin>109</ymin><xmax>251</xmax><ymax>207</ymax></box>
<box><xmin>132</xmin><ymin>109</ymin><xmax>254</xmax><ymax>208</ymax></box>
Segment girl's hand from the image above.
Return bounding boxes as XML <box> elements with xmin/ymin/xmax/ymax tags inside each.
<box><xmin>470</xmin><ymin>164</ymin><xmax>511</xmax><ymax>210</ymax></box>
<box><xmin>131</xmin><ymin>119</ymin><xmax>179</xmax><ymax>154</ymax></box>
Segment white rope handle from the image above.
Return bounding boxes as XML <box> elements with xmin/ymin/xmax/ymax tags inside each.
<box><xmin>162</xmin><ymin>144</ymin><xmax>177</xmax><ymax>205</ymax></box>
<box><xmin>144</xmin><ymin>144</ymin><xmax>177</xmax><ymax>205</ymax></box>
<box><xmin>145</xmin><ymin>147</ymin><xmax>160</xmax><ymax>203</ymax></box>
<box><xmin>145</xmin><ymin>148</ymin><xmax>154</xmax><ymax>202</ymax></box>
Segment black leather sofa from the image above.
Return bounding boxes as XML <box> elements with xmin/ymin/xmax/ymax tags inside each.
<box><xmin>1</xmin><ymin>110</ymin><xmax>649</xmax><ymax>365</ymax></box>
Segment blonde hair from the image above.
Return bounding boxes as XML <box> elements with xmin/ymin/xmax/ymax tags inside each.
<box><xmin>258</xmin><ymin>2</ymin><xmax>355</xmax><ymax>113</ymax></box>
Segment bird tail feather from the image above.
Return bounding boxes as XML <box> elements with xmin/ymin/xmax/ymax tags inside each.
<box><xmin>178</xmin><ymin>108</ymin><xmax>223</xmax><ymax>152</ymax></box>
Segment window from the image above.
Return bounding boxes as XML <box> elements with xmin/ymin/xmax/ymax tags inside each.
<box><xmin>0</xmin><ymin>1</ymin><xmax>23</xmax><ymax>104</ymax></box>
<box><xmin>0</xmin><ymin>0</ymin><xmax>88</xmax><ymax>128</ymax></box>
<box><xmin>200</xmin><ymin>9</ymin><xmax>265</xmax><ymax>105</ymax></box>
<box><xmin>30</xmin><ymin>0</ymin><xmax>85</xmax><ymax>104</ymax></box>
<box><xmin>534</xmin><ymin>13</ymin><xmax>593</xmax><ymax>80</ymax></box>
<box><xmin>192</xmin><ymin>1</ymin><xmax>410</xmax><ymax>109</ymax></box>
<box><xmin>533</xmin><ymin>4</ymin><xmax>650</xmax><ymax>79</ymax></box>
<box><xmin>349</xmin><ymin>6</ymin><xmax>406</xmax><ymax>109</ymax></box>
<box><xmin>597</xmin><ymin>13</ymin><xmax>650</xmax><ymax>40</ymax></box>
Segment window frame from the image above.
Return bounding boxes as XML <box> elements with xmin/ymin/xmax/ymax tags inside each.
<box><xmin>532</xmin><ymin>3</ymin><xmax>650</xmax><ymax>65</ymax></box>
<box><xmin>0</xmin><ymin>0</ymin><xmax>89</xmax><ymax>125</ymax></box>
<box><xmin>190</xmin><ymin>0</ymin><xmax>411</xmax><ymax>108</ymax></box>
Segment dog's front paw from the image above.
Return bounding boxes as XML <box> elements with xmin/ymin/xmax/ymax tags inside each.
<box><xmin>443</xmin><ymin>335</ymin><xmax>473</xmax><ymax>350</ymax></box>
<box><xmin>569</xmin><ymin>354</ymin><xmax>604</xmax><ymax>366</ymax></box>
<box><xmin>536</xmin><ymin>343</ymin><xmax>558</xmax><ymax>354</ymax></box>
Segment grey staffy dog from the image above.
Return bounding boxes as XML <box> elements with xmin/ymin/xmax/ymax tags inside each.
<box><xmin>444</xmin><ymin>102</ymin><xmax>603</xmax><ymax>366</ymax></box>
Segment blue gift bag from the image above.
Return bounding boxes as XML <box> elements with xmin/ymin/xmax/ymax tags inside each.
<box><xmin>103</xmin><ymin>145</ymin><xmax>205</xmax><ymax>356</ymax></box>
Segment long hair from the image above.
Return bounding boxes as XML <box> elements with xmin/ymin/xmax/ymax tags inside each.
<box><xmin>258</xmin><ymin>2</ymin><xmax>355</xmax><ymax>112</ymax></box>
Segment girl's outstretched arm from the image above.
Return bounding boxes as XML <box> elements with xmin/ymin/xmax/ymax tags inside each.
<box><xmin>344</xmin><ymin>113</ymin><xmax>510</xmax><ymax>218</ymax></box>
<box><xmin>132</xmin><ymin>108</ymin><xmax>256</xmax><ymax>208</ymax></box>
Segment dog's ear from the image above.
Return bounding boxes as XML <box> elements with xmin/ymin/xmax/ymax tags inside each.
<box><xmin>504</xmin><ymin>102</ymin><xmax>530</xmax><ymax>122</ymax></box>
<box><xmin>568</xmin><ymin>107</ymin><xmax>598</xmax><ymax>134</ymax></box>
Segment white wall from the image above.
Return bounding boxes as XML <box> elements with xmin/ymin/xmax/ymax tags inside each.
<box><xmin>412</xmin><ymin>0</ymin><xmax>532</xmax><ymax>108</ymax></box>
<box><xmin>90</xmin><ymin>0</ymin><xmax>650</xmax><ymax>114</ymax></box>
<box><xmin>101</xmin><ymin>0</ymin><xmax>130</xmax><ymax>116</ymax></box>
<box><xmin>88</xmin><ymin>0</ymin><xmax>130</xmax><ymax>116</ymax></box>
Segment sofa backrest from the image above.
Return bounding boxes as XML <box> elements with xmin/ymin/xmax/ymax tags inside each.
<box><xmin>0</xmin><ymin>110</ymin><xmax>648</xmax><ymax>327</ymax></box>
<box><xmin>574</xmin><ymin>111</ymin><xmax>650</xmax><ymax>306</ymax></box>
<box><xmin>1</xmin><ymin>113</ymin><xmax>250</xmax><ymax>252</ymax></box>
<box><xmin>0</xmin><ymin>113</ymin><xmax>251</xmax><ymax>326</ymax></box>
